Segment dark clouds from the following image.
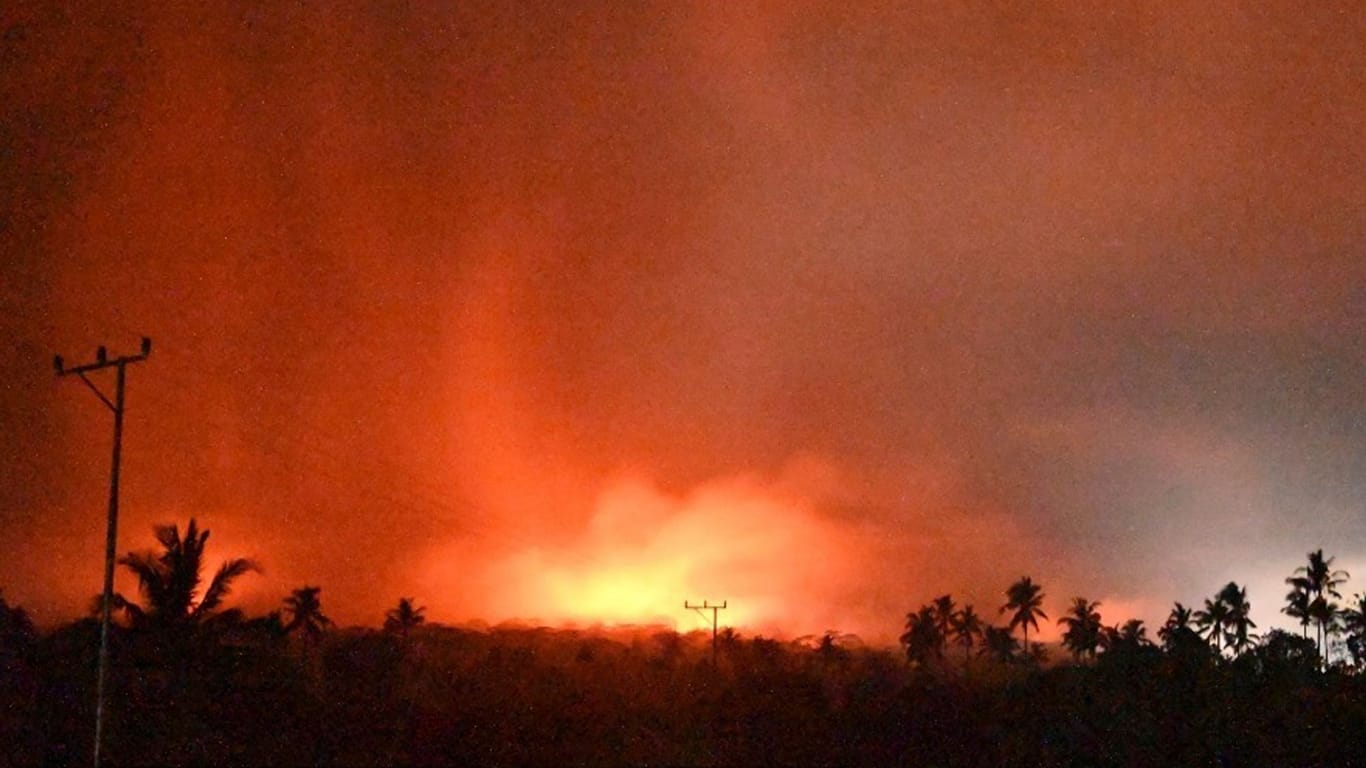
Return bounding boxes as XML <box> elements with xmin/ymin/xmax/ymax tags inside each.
<box><xmin>3</xmin><ymin>2</ymin><xmax>1365</xmax><ymax>638</ymax></box>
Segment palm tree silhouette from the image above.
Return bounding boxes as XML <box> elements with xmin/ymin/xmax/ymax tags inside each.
<box><xmin>1292</xmin><ymin>549</ymin><xmax>1349</xmax><ymax>664</ymax></box>
<box><xmin>1217</xmin><ymin>582</ymin><xmax>1257</xmax><ymax>656</ymax></box>
<box><xmin>1057</xmin><ymin>597</ymin><xmax>1103</xmax><ymax>662</ymax></box>
<box><xmin>284</xmin><ymin>585</ymin><xmax>332</xmax><ymax>640</ymax></box>
<box><xmin>1341</xmin><ymin>593</ymin><xmax>1366</xmax><ymax>668</ymax></box>
<box><xmin>900</xmin><ymin>605</ymin><xmax>943</xmax><ymax>667</ymax></box>
<box><xmin>950</xmin><ymin>605</ymin><xmax>984</xmax><ymax>665</ymax></box>
<box><xmin>116</xmin><ymin>518</ymin><xmax>257</xmax><ymax>633</ymax></box>
<box><xmin>1194</xmin><ymin>596</ymin><xmax>1231</xmax><ymax>653</ymax></box>
<box><xmin>1158</xmin><ymin>602</ymin><xmax>1204</xmax><ymax>653</ymax></box>
<box><xmin>1283</xmin><ymin>579</ymin><xmax>1312</xmax><ymax>639</ymax></box>
<box><xmin>980</xmin><ymin>625</ymin><xmax>1018</xmax><ymax>664</ymax></box>
<box><xmin>1001</xmin><ymin>577</ymin><xmax>1047</xmax><ymax>649</ymax></box>
<box><xmin>384</xmin><ymin>597</ymin><xmax>426</xmax><ymax>637</ymax></box>
<box><xmin>1159</xmin><ymin>602</ymin><xmax>1191</xmax><ymax>638</ymax></box>
<box><xmin>1307</xmin><ymin>596</ymin><xmax>1340</xmax><ymax>666</ymax></box>
<box><xmin>1116</xmin><ymin>619</ymin><xmax>1149</xmax><ymax>646</ymax></box>
<box><xmin>932</xmin><ymin>595</ymin><xmax>956</xmax><ymax>656</ymax></box>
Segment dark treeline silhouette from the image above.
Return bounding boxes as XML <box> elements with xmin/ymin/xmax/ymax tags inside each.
<box><xmin>4</xmin><ymin>523</ymin><xmax>1366</xmax><ymax>765</ymax></box>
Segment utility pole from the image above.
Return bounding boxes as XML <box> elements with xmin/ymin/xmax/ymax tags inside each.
<box><xmin>55</xmin><ymin>337</ymin><xmax>152</xmax><ymax>768</ymax></box>
<box><xmin>685</xmin><ymin>599</ymin><xmax>728</xmax><ymax>667</ymax></box>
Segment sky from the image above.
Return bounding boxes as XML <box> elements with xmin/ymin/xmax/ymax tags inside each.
<box><xmin>3</xmin><ymin>2</ymin><xmax>1365</xmax><ymax>645</ymax></box>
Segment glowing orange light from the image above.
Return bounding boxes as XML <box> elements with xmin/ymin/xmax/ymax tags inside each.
<box><xmin>543</xmin><ymin>559</ymin><xmax>689</xmax><ymax>626</ymax></box>
<box><xmin>421</xmin><ymin>471</ymin><xmax>869</xmax><ymax>638</ymax></box>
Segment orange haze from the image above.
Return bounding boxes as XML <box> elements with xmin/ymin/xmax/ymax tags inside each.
<box><xmin>3</xmin><ymin>2</ymin><xmax>1366</xmax><ymax>644</ymax></box>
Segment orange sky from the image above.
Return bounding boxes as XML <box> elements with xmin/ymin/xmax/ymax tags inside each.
<box><xmin>3</xmin><ymin>2</ymin><xmax>1366</xmax><ymax>644</ymax></box>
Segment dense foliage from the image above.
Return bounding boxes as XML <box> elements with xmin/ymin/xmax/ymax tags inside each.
<box><xmin>5</xmin><ymin>527</ymin><xmax>1366</xmax><ymax>765</ymax></box>
<box><xmin>2</xmin><ymin>610</ymin><xmax>1366</xmax><ymax>766</ymax></box>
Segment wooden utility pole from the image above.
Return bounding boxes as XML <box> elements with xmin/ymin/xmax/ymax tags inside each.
<box><xmin>55</xmin><ymin>337</ymin><xmax>152</xmax><ymax>767</ymax></box>
<box><xmin>685</xmin><ymin>599</ymin><xmax>728</xmax><ymax>667</ymax></box>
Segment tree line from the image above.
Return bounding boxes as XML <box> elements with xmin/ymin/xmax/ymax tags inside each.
<box><xmin>902</xmin><ymin>550</ymin><xmax>1366</xmax><ymax>673</ymax></box>
<box><xmin>3</xmin><ymin>519</ymin><xmax>1366</xmax><ymax>765</ymax></box>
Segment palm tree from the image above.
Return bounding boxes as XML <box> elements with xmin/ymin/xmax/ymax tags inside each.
<box><xmin>116</xmin><ymin>518</ymin><xmax>257</xmax><ymax>633</ymax></box>
<box><xmin>951</xmin><ymin>605</ymin><xmax>984</xmax><ymax>665</ymax></box>
<box><xmin>1117</xmin><ymin>619</ymin><xmax>1149</xmax><ymax>645</ymax></box>
<box><xmin>900</xmin><ymin>605</ymin><xmax>943</xmax><ymax>668</ymax></box>
<box><xmin>1292</xmin><ymin>549</ymin><xmax>1349</xmax><ymax>664</ymax></box>
<box><xmin>1057</xmin><ymin>597</ymin><xmax>1103</xmax><ymax>662</ymax></box>
<box><xmin>932</xmin><ymin>594</ymin><xmax>956</xmax><ymax>656</ymax></box>
<box><xmin>384</xmin><ymin>597</ymin><xmax>426</xmax><ymax>637</ymax></box>
<box><xmin>1099</xmin><ymin>619</ymin><xmax>1153</xmax><ymax>661</ymax></box>
<box><xmin>1158</xmin><ymin>602</ymin><xmax>1204</xmax><ymax>654</ymax></box>
<box><xmin>1158</xmin><ymin>602</ymin><xmax>1191</xmax><ymax>640</ymax></box>
<box><xmin>284</xmin><ymin>585</ymin><xmax>332</xmax><ymax>641</ymax></box>
<box><xmin>1308</xmin><ymin>596</ymin><xmax>1342</xmax><ymax>666</ymax></box>
<box><xmin>1194</xmin><ymin>596</ymin><xmax>1231</xmax><ymax>653</ymax></box>
<box><xmin>980</xmin><ymin>625</ymin><xmax>1019</xmax><ymax>664</ymax></box>
<box><xmin>1218</xmin><ymin>582</ymin><xmax>1257</xmax><ymax>656</ymax></box>
<box><xmin>1283</xmin><ymin>579</ymin><xmax>1312</xmax><ymax>639</ymax></box>
<box><xmin>1298</xmin><ymin>549</ymin><xmax>1349</xmax><ymax>598</ymax></box>
<box><xmin>1001</xmin><ymin>577</ymin><xmax>1047</xmax><ymax>649</ymax></box>
<box><xmin>1341</xmin><ymin>593</ymin><xmax>1366</xmax><ymax>669</ymax></box>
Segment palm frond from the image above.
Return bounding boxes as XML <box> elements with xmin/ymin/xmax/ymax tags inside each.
<box><xmin>166</xmin><ymin>522</ymin><xmax>207</xmax><ymax>617</ymax></box>
<box><xmin>153</xmin><ymin>523</ymin><xmax>182</xmax><ymax>552</ymax></box>
<box><xmin>195</xmin><ymin>558</ymin><xmax>260</xmax><ymax>617</ymax></box>
<box><xmin>118</xmin><ymin>550</ymin><xmax>169</xmax><ymax>612</ymax></box>
<box><xmin>115</xmin><ymin>593</ymin><xmax>146</xmax><ymax>625</ymax></box>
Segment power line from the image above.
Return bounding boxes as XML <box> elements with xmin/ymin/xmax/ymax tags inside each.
<box><xmin>53</xmin><ymin>319</ymin><xmax>723</xmax><ymax>632</ymax></box>
<box><xmin>685</xmin><ymin>599</ymin><xmax>728</xmax><ymax>667</ymax></box>
<box><xmin>55</xmin><ymin>336</ymin><xmax>152</xmax><ymax>768</ymax></box>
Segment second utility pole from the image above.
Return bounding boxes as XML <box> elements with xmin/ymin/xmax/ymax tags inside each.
<box><xmin>55</xmin><ymin>337</ymin><xmax>152</xmax><ymax>767</ymax></box>
<box><xmin>685</xmin><ymin>599</ymin><xmax>727</xmax><ymax>667</ymax></box>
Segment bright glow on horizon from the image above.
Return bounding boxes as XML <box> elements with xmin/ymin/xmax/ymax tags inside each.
<box><xmin>419</xmin><ymin>471</ymin><xmax>877</xmax><ymax>639</ymax></box>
